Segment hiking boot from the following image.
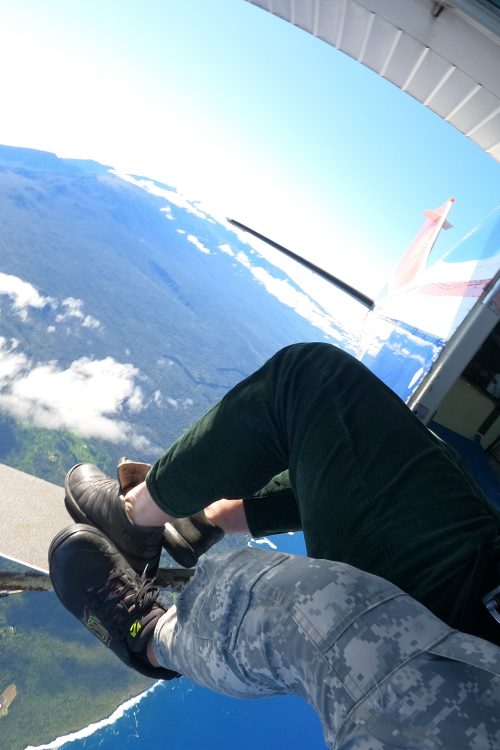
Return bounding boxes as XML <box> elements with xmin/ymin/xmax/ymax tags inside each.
<box><xmin>64</xmin><ymin>463</ymin><xmax>164</xmax><ymax>576</ymax></box>
<box><xmin>118</xmin><ymin>457</ymin><xmax>225</xmax><ymax>568</ymax></box>
<box><xmin>49</xmin><ymin>523</ymin><xmax>180</xmax><ymax>681</ymax></box>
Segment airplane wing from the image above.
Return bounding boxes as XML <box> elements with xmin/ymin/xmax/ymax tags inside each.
<box><xmin>0</xmin><ymin>462</ymin><xmax>68</xmax><ymax>573</ymax></box>
<box><xmin>0</xmin><ymin>461</ymin><xmax>194</xmax><ymax>593</ymax></box>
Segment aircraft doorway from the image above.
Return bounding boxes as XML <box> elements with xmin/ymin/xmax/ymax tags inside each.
<box><xmin>433</xmin><ymin>320</ymin><xmax>500</xmax><ymax>467</ymax></box>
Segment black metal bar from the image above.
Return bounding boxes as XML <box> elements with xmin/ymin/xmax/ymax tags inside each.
<box><xmin>227</xmin><ymin>218</ymin><xmax>374</xmax><ymax>310</ymax></box>
<box><xmin>0</xmin><ymin>566</ymin><xmax>194</xmax><ymax>595</ymax></box>
<box><xmin>0</xmin><ymin>570</ymin><xmax>51</xmax><ymax>594</ymax></box>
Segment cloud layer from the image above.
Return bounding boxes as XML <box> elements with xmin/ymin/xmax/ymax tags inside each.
<box><xmin>0</xmin><ymin>338</ymin><xmax>149</xmax><ymax>449</ymax></box>
<box><xmin>0</xmin><ymin>272</ymin><xmax>101</xmax><ymax>331</ymax></box>
<box><xmin>234</xmin><ymin>250</ymin><xmax>344</xmax><ymax>341</ymax></box>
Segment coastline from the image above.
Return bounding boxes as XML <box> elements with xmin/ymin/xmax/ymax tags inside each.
<box><xmin>24</xmin><ymin>682</ymin><xmax>162</xmax><ymax>750</ymax></box>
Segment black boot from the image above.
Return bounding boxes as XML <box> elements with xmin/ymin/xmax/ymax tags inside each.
<box><xmin>163</xmin><ymin>511</ymin><xmax>225</xmax><ymax>568</ymax></box>
<box><xmin>64</xmin><ymin>463</ymin><xmax>164</xmax><ymax>575</ymax></box>
<box><xmin>49</xmin><ymin>523</ymin><xmax>180</xmax><ymax>680</ymax></box>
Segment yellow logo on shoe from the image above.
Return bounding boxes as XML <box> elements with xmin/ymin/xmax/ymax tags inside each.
<box><xmin>84</xmin><ymin>610</ymin><xmax>110</xmax><ymax>646</ymax></box>
<box><xmin>129</xmin><ymin>620</ymin><xmax>142</xmax><ymax>638</ymax></box>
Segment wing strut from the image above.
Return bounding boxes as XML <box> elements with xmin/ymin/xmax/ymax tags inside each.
<box><xmin>228</xmin><ymin>219</ymin><xmax>374</xmax><ymax>310</ymax></box>
<box><xmin>0</xmin><ymin>567</ymin><xmax>194</xmax><ymax>596</ymax></box>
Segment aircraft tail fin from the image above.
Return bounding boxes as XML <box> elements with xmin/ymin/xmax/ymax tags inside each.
<box><xmin>388</xmin><ymin>198</ymin><xmax>455</xmax><ymax>293</ymax></box>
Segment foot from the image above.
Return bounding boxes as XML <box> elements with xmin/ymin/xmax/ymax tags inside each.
<box><xmin>163</xmin><ymin>512</ymin><xmax>225</xmax><ymax>568</ymax></box>
<box><xmin>49</xmin><ymin>523</ymin><xmax>180</xmax><ymax>680</ymax></box>
<box><xmin>118</xmin><ymin>457</ymin><xmax>224</xmax><ymax>568</ymax></box>
<box><xmin>64</xmin><ymin>463</ymin><xmax>164</xmax><ymax>576</ymax></box>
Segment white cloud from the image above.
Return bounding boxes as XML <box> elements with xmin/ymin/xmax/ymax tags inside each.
<box><xmin>232</xmin><ymin>252</ymin><xmax>344</xmax><ymax>340</ymax></box>
<box><xmin>154</xmin><ymin>391</ymin><xmax>192</xmax><ymax>410</ymax></box>
<box><xmin>250</xmin><ymin>265</ymin><xmax>343</xmax><ymax>340</ymax></box>
<box><xmin>55</xmin><ymin>297</ymin><xmax>101</xmax><ymax>329</ymax></box>
<box><xmin>0</xmin><ymin>338</ymin><xmax>28</xmax><ymax>380</ymax></box>
<box><xmin>82</xmin><ymin>315</ymin><xmax>100</xmax><ymax>329</ymax></box>
<box><xmin>249</xmin><ymin>537</ymin><xmax>278</xmax><ymax>550</ymax></box>
<box><xmin>218</xmin><ymin>243</ymin><xmax>234</xmax><ymax>257</ymax></box>
<box><xmin>0</xmin><ymin>275</ymin><xmax>100</xmax><ymax>333</ymax></box>
<box><xmin>112</xmin><ymin>172</ymin><xmax>212</xmax><ymax>221</ymax></box>
<box><xmin>228</xmin><ymin>227</ymin><xmax>366</xmax><ymax>348</ymax></box>
<box><xmin>0</xmin><ymin>272</ymin><xmax>51</xmax><ymax>320</ymax></box>
<box><xmin>126</xmin><ymin>387</ymin><xmax>144</xmax><ymax>413</ymax></box>
<box><xmin>186</xmin><ymin>234</ymin><xmax>210</xmax><ymax>254</ymax></box>
<box><xmin>0</xmin><ymin>339</ymin><xmax>149</xmax><ymax>449</ymax></box>
<box><xmin>236</xmin><ymin>251</ymin><xmax>250</xmax><ymax>268</ymax></box>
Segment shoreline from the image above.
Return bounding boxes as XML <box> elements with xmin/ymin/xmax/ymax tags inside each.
<box><xmin>24</xmin><ymin>682</ymin><xmax>161</xmax><ymax>750</ymax></box>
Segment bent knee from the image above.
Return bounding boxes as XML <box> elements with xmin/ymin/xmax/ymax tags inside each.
<box><xmin>275</xmin><ymin>342</ymin><xmax>351</xmax><ymax>367</ymax></box>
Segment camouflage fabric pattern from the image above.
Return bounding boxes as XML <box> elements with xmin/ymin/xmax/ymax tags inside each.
<box><xmin>153</xmin><ymin>547</ymin><xmax>500</xmax><ymax>749</ymax></box>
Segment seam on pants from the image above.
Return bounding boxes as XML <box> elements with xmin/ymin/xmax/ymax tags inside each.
<box><xmin>334</xmin><ymin>631</ymin><xmax>458</xmax><ymax>749</ymax></box>
<box><xmin>253</xmin><ymin>583</ymin><xmax>408</xmax><ymax>702</ymax></box>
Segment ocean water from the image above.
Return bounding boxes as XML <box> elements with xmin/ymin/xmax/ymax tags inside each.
<box><xmin>27</xmin><ymin>680</ymin><xmax>324</xmax><ymax>750</ymax></box>
<box><xmin>28</xmin><ymin>534</ymin><xmax>326</xmax><ymax>750</ymax></box>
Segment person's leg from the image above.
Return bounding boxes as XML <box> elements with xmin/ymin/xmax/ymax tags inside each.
<box><xmin>340</xmin><ymin>630</ymin><xmax>500</xmax><ymax>750</ymax></box>
<box><xmin>144</xmin><ymin>343</ymin><xmax>500</xmax><ymax>627</ymax></box>
<box><xmin>49</xmin><ymin>525</ymin><xmax>500</xmax><ymax>750</ymax></box>
<box><xmin>152</xmin><ymin>547</ymin><xmax>500</xmax><ymax>750</ymax></box>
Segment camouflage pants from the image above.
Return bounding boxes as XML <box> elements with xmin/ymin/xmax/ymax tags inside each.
<box><xmin>152</xmin><ymin>548</ymin><xmax>500</xmax><ymax>750</ymax></box>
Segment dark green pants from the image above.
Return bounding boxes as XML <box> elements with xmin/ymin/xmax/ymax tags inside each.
<box><xmin>147</xmin><ymin>343</ymin><xmax>500</xmax><ymax>631</ymax></box>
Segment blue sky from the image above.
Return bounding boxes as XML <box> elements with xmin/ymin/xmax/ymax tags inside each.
<box><xmin>0</xmin><ymin>0</ymin><xmax>498</xmax><ymax>296</ymax></box>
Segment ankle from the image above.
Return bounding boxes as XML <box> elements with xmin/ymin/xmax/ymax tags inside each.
<box><xmin>146</xmin><ymin>638</ymin><xmax>160</xmax><ymax>667</ymax></box>
<box><xmin>204</xmin><ymin>499</ymin><xmax>249</xmax><ymax>534</ymax></box>
<box><xmin>124</xmin><ymin>482</ymin><xmax>174</xmax><ymax>527</ymax></box>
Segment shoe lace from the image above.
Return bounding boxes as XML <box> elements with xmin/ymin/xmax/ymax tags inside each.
<box><xmin>86</xmin><ymin>570</ymin><xmax>160</xmax><ymax>635</ymax></box>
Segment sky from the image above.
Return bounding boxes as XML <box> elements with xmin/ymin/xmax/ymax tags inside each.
<box><xmin>0</xmin><ymin>0</ymin><xmax>498</xmax><ymax>298</ymax></box>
